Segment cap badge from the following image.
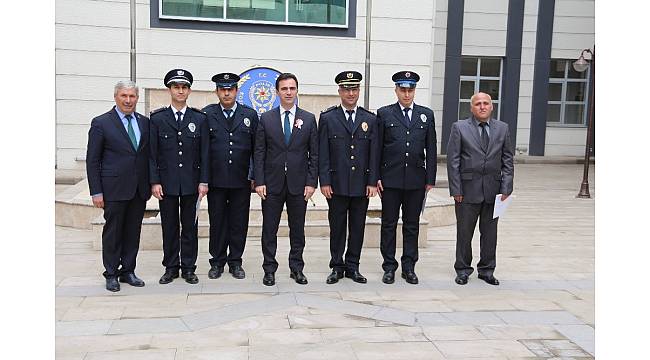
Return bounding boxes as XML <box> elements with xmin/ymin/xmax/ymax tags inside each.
<box><xmin>405</xmin><ymin>72</ymin><xmax>411</xmax><ymax>78</ymax></box>
<box><xmin>347</xmin><ymin>72</ymin><xmax>353</xmax><ymax>79</ymax></box>
<box><xmin>421</xmin><ymin>114</ymin><xmax>427</xmax><ymax>122</ymax></box>
<box><xmin>224</xmin><ymin>74</ymin><xmax>230</xmax><ymax>79</ymax></box>
<box><xmin>177</xmin><ymin>70</ymin><xmax>184</xmax><ymax>75</ymax></box>
<box><xmin>188</xmin><ymin>123</ymin><xmax>196</xmax><ymax>132</ymax></box>
<box><xmin>244</xmin><ymin>118</ymin><xmax>251</xmax><ymax>127</ymax></box>
<box><xmin>361</xmin><ymin>122</ymin><xmax>368</xmax><ymax>132</ymax></box>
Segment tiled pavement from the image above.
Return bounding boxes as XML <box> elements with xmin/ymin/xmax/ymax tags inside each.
<box><xmin>56</xmin><ymin>164</ymin><xmax>594</xmax><ymax>359</ymax></box>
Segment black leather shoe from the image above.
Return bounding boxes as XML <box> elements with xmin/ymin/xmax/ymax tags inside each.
<box><xmin>345</xmin><ymin>270</ymin><xmax>368</xmax><ymax>284</ymax></box>
<box><xmin>118</xmin><ymin>273</ymin><xmax>145</xmax><ymax>287</ymax></box>
<box><xmin>229</xmin><ymin>265</ymin><xmax>246</xmax><ymax>279</ymax></box>
<box><xmin>290</xmin><ymin>270</ymin><xmax>308</xmax><ymax>285</ymax></box>
<box><xmin>478</xmin><ymin>274</ymin><xmax>500</xmax><ymax>286</ymax></box>
<box><xmin>382</xmin><ymin>270</ymin><xmax>395</xmax><ymax>284</ymax></box>
<box><xmin>326</xmin><ymin>270</ymin><xmax>344</xmax><ymax>284</ymax></box>
<box><xmin>182</xmin><ymin>272</ymin><xmax>199</xmax><ymax>284</ymax></box>
<box><xmin>208</xmin><ymin>266</ymin><xmax>224</xmax><ymax>279</ymax></box>
<box><xmin>105</xmin><ymin>277</ymin><xmax>120</xmax><ymax>292</ymax></box>
<box><xmin>455</xmin><ymin>274</ymin><xmax>469</xmax><ymax>285</ymax></box>
<box><xmin>401</xmin><ymin>270</ymin><xmax>419</xmax><ymax>284</ymax></box>
<box><xmin>159</xmin><ymin>270</ymin><xmax>179</xmax><ymax>284</ymax></box>
<box><xmin>263</xmin><ymin>272</ymin><xmax>275</xmax><ymax>286</ymax></box>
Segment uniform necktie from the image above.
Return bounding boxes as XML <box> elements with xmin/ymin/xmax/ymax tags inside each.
<box><xmin>224</xmin><ymin>109</ymin><xmax>233</xmax><ymax>128</ymax></box>
<box><xmin>126</xmin><ymin>114</ymin><xmax>138</xmax><ymax>150</ymax></box>
<box><xmin>403</xmin><ymin>107</ymin><xmax>411</xmax><ymax>124</ymax></box>
<box><xmin>283</xmin><ymin>110</ymin><xmax>291</xmax><ymax>145</ymax></box>
<box><xmin>176</xmin><ymin>111</ymin><xmax>183</xmax><ymax>124</ymax></box>
<box><xmin>346</xmin><ymin>109</ymin><xmax>355</xmax><ymax>125</ymax></box>
<box><xmin>479</xmin><ymin>122</ymin><xmax>489</xmax><ymax>151</ymax></box>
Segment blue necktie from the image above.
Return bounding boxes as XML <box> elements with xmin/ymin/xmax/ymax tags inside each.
<box><xmin>126</xmin><ymin>115</ymin><xmax>138</xmax><ymax>150</ymax></box>
<box><xmin>403</xmin><ymin>107</ymin><xmax>411</xmax><ymax>124</ymax></box>
<box><xmin>283</xmin><ymin>110</ymin><xmax>291</xmax><ymax>145</ymax></box>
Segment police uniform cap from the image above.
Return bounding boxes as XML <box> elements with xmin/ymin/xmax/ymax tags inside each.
<box><xmin>164</xmin><ymin>69</ymin><xmax>193</xmax><ymax>88</ymax></box>
<box><xmin>335</xmin><ymin>71</ymin><xmax>362</xmax><ymax>88</ymax></box>
<box><xmin>392</xmin><ymin>71</ymin><xmax>420</xmax><ymax>88</ymax></box>
<box><xmin>212</xmin><ymin>73</ymin><xmax>240</xmax><ymax>89</ymax></box>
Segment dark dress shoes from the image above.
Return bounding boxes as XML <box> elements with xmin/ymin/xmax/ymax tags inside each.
<box><xmin>478</xmin><ymin>274</ymin><xmax>500</xmax><ymax>286</ymax></box>
<box><xmin>290</xmin><ymin>270</ymin><xmax>308</xmax><ymax>285</ymax></box>
<box><xmin>105</xmin><ymin>277</ymin><xmax>120</xmax><ymax>292</ymax></box>
<box><xmin>208</xmin><ymin>266</ymin><xmax>224</xmax><ymax>279</ymax></box>
<box><xmin>229</xmin><ymin>265</ymin><xmax>246</xmax><ymax>279</ymax></box>
<box><xmin>182</xmin><ymin>272</ymin><xmax>199</xmax><ymax>284</ymax></box>
<box><xmin>263</xmin><ymin>272</ymin><xmax>275</xmax><ymax>286</ymax></box>
<box><xmin>382</xmin><ymin>270</ymin><xmax>395</xmax><ymax>284</ymax></box>
<box><xmin>455</xmin><ymin>274</ymin><xmax>469</xmax><ymax>285</ymax></box>
<box><xmin>345</xmin><ymin>270</ymin><xmax>367</xmax><ymax>284</ymax></box>
<box><xmin>118</xmin><ymin>273</ymin><xmax>145</xmax><ymax>287</ymax></box>
<box><xmin>401</xmin><ymin>270</ymin><xmax>419</xmax><ymax>284</ymax></box>
<box><xmin>159</xmin><ymin>269</ymin><xmax>179</xmax><ymax>284</ymax></box>
<box><xmin>326</xmin><ymin>270</ymin><xmax>344</xmax><ymax>284</ymax></box>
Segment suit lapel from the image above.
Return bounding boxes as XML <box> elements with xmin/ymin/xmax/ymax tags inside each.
<box><xmin>164</xmin><ymin>107</ymin><xmax>179</xmax><ymax>131</ymax></box>
<box><xmin>335</xmin><ymin>107</ymin><xmax>352</xmax><ymax>134</ymax></box>
<box><xmin>270</xmin><ymin>109</ymin><xmax>288</xmax><ymax>149</ymax></box>
<box><xmin>136</xmin><ymin>112</ymin><xmax>147</xmax><ymax>152</ymax></box>
<box><xmin>110</xmin><ymin>108</ymin><xmax>136</xmax><ymax>153</ymax></box>
<box><xmin>230</xmin><ymin>104</ymin><xmax>244</xmax><ymax>131</ymax></box>
<box><xmin>212</xmin><ymin>106</ymin><xmax>230</xmax><ymax>130</ymax></box>
<box><xmin>179</xmin><ymin>109</ymin><xmax>191</xmax><ymax>131</ymax></box>
<box><xmin>409</xmin><ymin>106</ymin><xmax>420</xmax><ymax>129</ymax></box>
<box><xmin>485</xmin><ymin>119</ymin><xmax>498</xmax><ymax>155</ymax></box>
<box><xmin>465</xmin><ymin>117</ymin><xmax>485</xmax><ymax>153</ymax></box>
<box><xmin>288</xmin><ymin>108</ymin><xmax>303</xmax><ymax>148</ymax></box>
<box><xmin>392</xmin><ymin>103</ymin><xmax>410</xmax><ymax>128</ymax></box>
<box><xmin>350</xmin><ymin>108</ymin><xmax>363</xmax><ymax>134</ymax></box>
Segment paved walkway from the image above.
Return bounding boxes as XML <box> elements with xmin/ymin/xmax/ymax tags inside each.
<box><xmin>55</xmin><ymin>164</ymin><xmax>594</xmax><ymax>359</ymax></box>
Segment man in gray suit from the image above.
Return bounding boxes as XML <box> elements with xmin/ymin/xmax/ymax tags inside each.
<box><xmin>447</xmin><ymin>92</ymin><xmax>514</xmax><ymax>286</ymax></box>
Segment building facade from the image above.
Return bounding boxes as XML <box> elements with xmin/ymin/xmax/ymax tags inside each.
<box><xmin>55</xmin><ymin>0</ymin><xmax>595</xmax><ymax>170</ymax></box>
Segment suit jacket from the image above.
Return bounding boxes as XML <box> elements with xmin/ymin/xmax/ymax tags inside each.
<box><xmin>254</xmin><ymin>106</ymin><xmax>318</xmax><ymax>195</ymax></box>
<box><xmin>86</xmin><ymin>107</ymin><xmax>152</xmax><ymax>201</ymax></box>
<box><xmin>377</xmin><ymin>102</ymin><xmax>437</xmax><ymax>189</ymax></box>
<box><xmin>318</xmin><ymin>105</ymin><xmax>379</xmax><ymax>197</ymax></box>
<box><xmin>203</xmin><ymin>102</ymin><xmax>259</xmax><ymax>189</ymax></box>
<box><xmin>149</xmin><ymin>106</ymin><xmax>209</xmax><ymax>196</ymax></box>
<box><xmin>446</xmin><ymin>117</ymin><xmax>514</xmax><ymax>204</ymax></box>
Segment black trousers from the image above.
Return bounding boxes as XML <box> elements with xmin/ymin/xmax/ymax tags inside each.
<box><xmin>327</xmin><ymin>195</ymin><xmax>369</xmax><ymax>272</ymax></box>
<box><xmin>380</xmin><ymin>187</ymin><xmax>425</xmax><ymax>272</ymax></box>
<box><xmin>159</xmin><ymin>193</ymin><xmax>199</xmax><ymax>273</ymax></box>
<box><xmin>261</xmin><ymin>182</ymin><xmax>307</xmax><ymax>274</ymax></box>
<box><xmin>102</xmin><ymin>197</ymin><xmax>146</xmax><ymax>278</ymax></box>
<box><xmin>454</xmin><ymin>201</ymin><xmax>498</xmax><ymax>276</ymax></box>
<box><xmin>207</xmin><ymin>187</ymin><xmax>251</xmax><ymax>268</ymax></box>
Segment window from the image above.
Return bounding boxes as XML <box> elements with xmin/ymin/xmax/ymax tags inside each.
<box><xmin>546</xmin><ymin>59</ymin><xmax>590</xmax><ymax>126</ymax></box>
<box><xmin>160</xmin><ymin>0</ymin><xmax>348</xmax><ymax>28</ymax></box>
<box><xmin>458</xmin><ymin>57</ymin><xmax>502</xmax><ymax>121</ymax></box>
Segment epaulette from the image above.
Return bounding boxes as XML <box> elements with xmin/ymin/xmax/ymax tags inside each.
<box><xmin>321</xmin><ymin>105</ymin><xmax>338</xmax><ymax>114</ymax></box>
<box><xmin>203</xmin><ymin>103</ymin><xmax>219</xmax><ymax>111</ymax></box>
<box><xmin>357</xmin><ymin>106</ymin><xmax>376</xmax><ymax>116</ymax></box>
<box><xmin>189</xmin><ymin>107</ymin><xmax>207</xmax><ymax>115</ymax></box>
<box><xmin>150</xmin><ymin>107</ymin><xmax>167</xmax><ymax>116</ymax></box>
<box><xmin>239</xmin><ymin>102</ymin><xmax>254</xmax><ymax>111</ymax></box>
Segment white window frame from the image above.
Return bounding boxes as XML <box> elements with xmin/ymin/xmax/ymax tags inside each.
<box><xmin>547</xmin><ymin>59</ymin><xmax>590</xmax><ymax>127</ymax></box>
<box><xmin>159</xmin><ymin>0</ymin><xmax>349</xmax><ymax>29</ymax></box>
<box><xmin>458</xmin><ymin>57</ymin><xmax>503</xmax><ymax>121</ymax></box>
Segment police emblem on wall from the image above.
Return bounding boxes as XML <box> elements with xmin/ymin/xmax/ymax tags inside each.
<box><xmin>237</xmin><ymin>67</ymin><xmax>290</xmax><ymax>116</ymax></box>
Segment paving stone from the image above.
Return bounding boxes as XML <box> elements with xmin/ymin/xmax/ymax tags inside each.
<box><xmin>248</xmin><ymin>328</ymin><xmax>322</xmax><ymax>346</ymax></box>
<box><xmin>150</xmin><ymin>330</ymin><xmax>249</xmax><ymax>349</ymax></box>
<box><xmin>434</xmin><ymin>339</ymin><xmax>535</xmax><ymax>358</ymax></box>
<box><xmin>288</xmin><ymin>313</ymin><xmax>375</xmax><ymax>329</ymax></box>
<box><xmin>54</xmin><ymin>353</ymin><xmax>87</xmax><ymax>360</ymax></box>
<box><xmin>476</xmin><ymin>325</ymin><xmax>564</xmax><ymax>340</ymax></box>
<box><xmin>372</xmin><ymin>300</ymin><xmax>453</xmax><ymax>313</ymax></box>
<box><xmin>442</xmin><ymin>311</ymin><xmax>506</xmax><ymax>325</ymax></box>
<box><xmin>371</xmin><ymin>306</ymin><xmax>416</xmax><ymax>326</ymax></box>
<box><xmin>61</xmin><ymin>306</ymin><xmax>124</xmax><ymax>321</ymax></box>
<box><xmin>56</xmin><ymin>334</ymin><xmax>153</xmax><ymax>354</ymax></box>
<box><xmin>352</xmin><ymin>341</ymin><xmax>445</xmax><ymax>359</ymax></box>
<box><xmin>414</xmin><ymin>313</ymin><xmax>454</xmax><ymax>326</ymax></box>
<box><xmin>295</xmin><ymin>293</ymin><xmax>380</xmax><ymax>319</ymax></box>
<box><xmin>178</xmin><ymin>347</ymin><xmax>248</xmax><ymax>360</ymax></box>
<box><xmin>249</xmin><ymin>343</ymin><xmax>356</xmax><ymax>360</ymax></box>
<box><xmin>108</xmin><ymin>318</ymin><xmax>189</xmax><ymax>334</ymax></box>
<box><xmin>84</xmin><ymin>349</ymin><xmax>176</xmax><ymax>360</ymax></box>
<box><xmin>422</xmin><ymin>325</ymin><xmax>485</xmax><ymax>340</ymax></box>
<box><xmin>203</xmin><ymin>314</ymin><xmax>290</xmax><ymax>331</ymax></box>
<box><xmin>56</xmin><ymin>320</ymin><xmax>113</xmax><ymax>337</ymax></box>
<box><xmin>495</xmin><ymin>311</ymin><xmax>583</xmax><ymax>325</ymax></box>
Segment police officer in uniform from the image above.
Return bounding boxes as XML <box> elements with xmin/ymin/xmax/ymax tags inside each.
<box><xmin>203</xmin><ymin>73</ymin><xmax>259</xmax><ymax>280</ymax></box>
<box><xmin>377</xmin><ymin>71</ymin><xmax>437</xmax><ymax>285</ymax></box>
<box><xmin>319</xmin><ymin>71</ymin><xmax>378</xmax><ymax>284</ymax></box>
<box><xmin>150</xmin><ymin>69</ymin><xmax>209</xmax><ymax>284</ymax></box>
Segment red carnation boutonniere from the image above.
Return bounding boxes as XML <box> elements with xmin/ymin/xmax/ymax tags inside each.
<box><xmin>294</xmin><ymin>119</ymin><xmax>303</xmax><ymax>129</ymax></box>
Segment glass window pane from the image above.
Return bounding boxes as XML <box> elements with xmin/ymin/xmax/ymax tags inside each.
<box><xmin>162</xmin><ymin>0</ymin><xmax>224</xmax><ymax>18</ymax></box>
<box><xmin>568</xmin><ymin>63</ymin><xmax>589</xmax><ymax>79</ymax></box>
<box><xmin>565</xmin><ymin>104</ymin><xmax>585</xmax><ymax>125</ymax></box>
<box><xmin>565</xmin><ymin>82</ymin><xmax>586</xmax><ymax>102</ymax></box>
<box><xmin>548</xmin><ymin>83</ymin><xmax>563</xmax><ymax>101</ymax></box>
<box><xmin>288</xmin><ymin>0</ymin><xmax>345</xmax><ymax>25</ymax></box>
<box><xmin>227</xmin><ymin>0</ymin><xmax>285</xmax><ymax>22</ymax></box>
<box><xmin>547</xmin><ymin>104</ymin><xmax>561</xmax><ymax>123</ymax></box>
<box><xmin>549</xmin><ymin>59</ymin><xmax>566</xmax><ymax>78</ymax></box>
<box><xmin>458</xmin><ymin>102</ymin><xmax>472</xmax><ymax>121</ymax></box>
<box><xmin>461</xmin><ymin>57</ymin><xmax>478</xmax><ymax>76</ymax></box>
<box><xmin>491</xmin><ymin>102</ymin><xmax>499</xmax><ymax>120</ymax></box>
<box><xmin>479</xmin><ymin>80</ymin><xmax>500</xmax><ymax>100</ymax></box>
<box><xmin>480</xmin><ymin>58</ymin><xmax>501</xmax><ymax>77</ymax></box>
<box><xmin>460</xmin><ymin>80</ymin><xmax>475</xmax><ymax>100</ymax></box>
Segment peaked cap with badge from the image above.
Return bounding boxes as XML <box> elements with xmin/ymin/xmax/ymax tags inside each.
<box><xmin>335</xmin><ymin>71</ymin><xmax>363</xmax><ymax>88</ymax></box>
<box><xmin>392</xmin><ymin>71</ymin><xmax>420</xmax><ymax>89</ymax></box>
<box><xmin>212</xmin><ymin>72</ymin><xmax>240</xmax><ymax>89</ymax></box>
<box><xmin>164</xmin><ymin>69</ymin><xmax>193</xmax><ymax>88</ymax></box>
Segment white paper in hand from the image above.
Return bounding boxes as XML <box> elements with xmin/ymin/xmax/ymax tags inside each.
<box><xmin>493</xmin><ymin>194</ymin><xmax>514</xmax><ymax>219</ymax></box>
<box><xmin>195</xmin><ymin>196</ymin><xmax>202</xmax><ymax>224</ymax></box>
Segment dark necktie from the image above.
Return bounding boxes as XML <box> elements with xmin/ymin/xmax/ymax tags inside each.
<box><xmin>126</xmin><ymin>114</ymin><xmax>138</xmax><ymax>150</ymax></box>
<box><xmin>479</xmin><ymin>122</ymin><xmax>489</xmax><ymax>151</ymax></box>
<box><xmin>346</xmin><ymin>109</ymin><xmax>355</xmax><ymax>126</ymax></box>
<box><xmin>403</xmin><ymin>107</ymin><xmax>411</xmax><ymax>124</ymax></box>
<box><xmin>224</xmin><ymin>109</ymin><xmax>233</xmax><ymax>128</ymax></box>
<box><xmin>283</xmin><ymin>110</ymin><xmax>291</xmax><ymax>145</ymax></box>
<box><xmin>176</xmin><ymin>111</ymin><xmax>183</xmax><ymax>124</ymax></box>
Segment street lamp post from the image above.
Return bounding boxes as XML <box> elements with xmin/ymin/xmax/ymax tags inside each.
<box><xmin>573</xmin><ymin>48</ymin><xmax>594</xmax><ymax>198</ymax></box>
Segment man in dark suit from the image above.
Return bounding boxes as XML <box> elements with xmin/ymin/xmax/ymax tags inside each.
<box><xmin>319</xmin><ymin>71</ymin><xmax>378</xmax><ymax>285</ymax></box>
<box><xmin>447</xmin><ymin>92</ymin><xmax>514</xmax><ymax>286</ymax></box>
<box><xmin>86</xmin><ymin>80</ymin><xmax>151</xmax><ymax>292</ymax></box>
<box><xmin>254</xmin><ymin>73</ymin><xmax>318</xmax><ymax>286</ymax></box>
<box><xmin>377</xmin><ymin>71</ymin><xmax>437</xmax><ymax>285</ymax></box>
<box><xmin>203</xmin><ymin>72</ymin><xmax>259</xmax><ymax>280</ymax></box>
<box><xmin>149</xmin><ymin>69</ymin><xmax>209</xmax><ymax>285</ymax></box>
